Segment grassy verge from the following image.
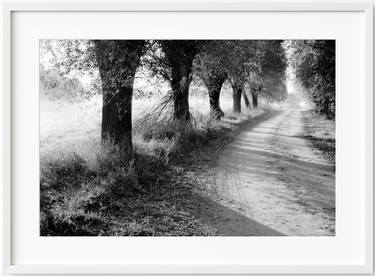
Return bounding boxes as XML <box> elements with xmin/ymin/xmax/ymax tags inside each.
<box><xmin>40</xmin><ymin>104</ymin><xmax>269</xmax><ymax>236</ymax></box>
<box><xmin>302</xmin><ymin>110</ymin><xmax>335</xmax><ymax>165</ymax></box>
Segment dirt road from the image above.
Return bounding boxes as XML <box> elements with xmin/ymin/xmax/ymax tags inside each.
<box><xmin>215</xmin><ymin>94</ymin><xmax>335</xmax><ymax>236</ymax></box>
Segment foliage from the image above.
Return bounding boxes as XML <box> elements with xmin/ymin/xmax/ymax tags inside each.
<box><xmin>140</xmin><ymin>41</ymin><xmax>171</xmax><ymax>82</ymax></box>
<box><xmin>198</xmin><ymin>40</ymin><xmax>260</xmax><ymax>87</ymax></box>
<box><xmin>40</xmin><ymin>39</ymin><xmax>291</xmax><ymax>154</ymax></box>
<box><xmin>40</xmin><ymin>39</ymin><xmax>97</xmax><ymax>75</ymax></box>
<box><xmin>40</xmin><ymin>39</ymin><xmax>290</xmax><ymax>105</ymax></box>
<box><xmin>284</xmin><ymin>40</ymin><xmax>335</xmax><ymax>119</ymax></box>
<box><xmin>93</xmin><ymin>40</ymin><xmax>146</xmax><ymax>96</ymax></box>
<box><xmin>40</xmin><ymin>40</ymin><xmax>102</xmax><ymax>100</ymax></box>
<box><xmin>248</xmin><ymin>40</ymin><xmax>288</xmax><ymax>101</ymax></box>
<box><xmin>39</xmin><ymin>64</ymin><xmax>95</xmax><ymax>101</ymax></box>
<box><xmin>193</xmin><ymin>41</ymin><xmax>227</xmax><ymax>81</ymax></box>
<box><xmin>194</xmin><ymin>40</ymin><xmax>287</xmax><ymax>102</ymax></box>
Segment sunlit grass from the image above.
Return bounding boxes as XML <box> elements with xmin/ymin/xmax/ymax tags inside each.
<box><xmin>40</xmin><ymin>83</ymin><xmax>270</xmax><ymax>236</ymax></box>
<box><xmin>40</xmin><ymin>82</ymin><xmax>267</xmax><ymax>164</ymax></box>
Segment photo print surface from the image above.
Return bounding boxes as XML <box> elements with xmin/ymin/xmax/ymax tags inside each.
<box><xmin>40</xmin><ymin>40</ymin><xmax>335</xmax><ymax>236</ymax></box>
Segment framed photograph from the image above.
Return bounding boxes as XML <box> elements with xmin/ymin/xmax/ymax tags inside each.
<box><xmin>2</xmin><ymin>0</ymin><xmax>373</xmax><ymax>274</ymax></box>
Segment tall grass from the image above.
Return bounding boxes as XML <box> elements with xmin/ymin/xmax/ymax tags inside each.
<box><xmin>40</xmin><ymin>82</ymin><xmax>269</xmax><ymax>236</ymax></box>
<box><xmin>41</xmin><ymin>81</ymin><xmax>264</xmax><ymax>163</ymax></box>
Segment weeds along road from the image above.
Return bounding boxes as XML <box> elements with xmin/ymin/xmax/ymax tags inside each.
<box><xmin>215</xmin><ymin>93</ymin><xmax>335</xmax><ymax>236</ymax></box>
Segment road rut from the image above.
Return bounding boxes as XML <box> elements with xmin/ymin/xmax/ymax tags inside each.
<box><xmin>215</xmin><ymin>97</ymin><xmax>335</xmax><ymax>236</ymax></box>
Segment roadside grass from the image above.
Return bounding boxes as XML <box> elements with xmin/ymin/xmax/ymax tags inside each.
<box><xmin>40</xmin><ymin>89</ymin><xmax>269</xmax><ymax>236</ymax></box>
<box><xmin>302</xmin><ymin>110</ymin><xmax>335</xmax><ymax>165</ymax></box>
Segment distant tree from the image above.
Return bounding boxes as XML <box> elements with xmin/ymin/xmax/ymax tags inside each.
<box><xmin>145</xmin><ymin>40</ymin><xmax>287</xmax><ymax>120</ymax></box>
<box><xmin>284</xmin><ymin>40</ymin><xmax>335</xmax><ymax>119</ymax></box>
<box><xmin>40</xmin><ymin>40</ymin><xmax>97</xmax><ymax>77</ymax></box>
<box><xmin>247</xmin><ymin>40</ymin><xmax>288</xmax><ymax>108</ymax></box>
<box><xmin>225</xmin><ymin>41</ymin><xmax>258</xmax><ymax>113</ymax></box>
<box><xmin>194</xmin><ymin>40</ymin><xmax>260</xmax><ymax>116</ymax></box>
<box><xmin>202</xmin><ymin>40</ymin><xmax>260</xmax><ymax>114</ymax></box>
<box><xmin>194</xmin><ymin>40</ymin><xmax>287</xmax><ymax>114</ymax></box>
<box><xmin>39</xmin><ymin>64</ymin><xmax>87</xmax><ymax>101</ymax></box>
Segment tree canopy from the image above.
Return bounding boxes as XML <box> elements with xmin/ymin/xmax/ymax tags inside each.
<box><xmin>40</xmin><ymin>39</ymin><xmax>335</xmax><ymax>157</ymax></box>
<box><xmin>284</xmin><ymin>40</ymin><xmax>335</xmax><ymax>119</ymax></box>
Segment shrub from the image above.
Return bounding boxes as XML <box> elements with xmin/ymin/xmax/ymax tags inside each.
<box><xmin>40</xmin><ymin>64</ymin><xmax>90</xmax><ymax>102</ymax></box>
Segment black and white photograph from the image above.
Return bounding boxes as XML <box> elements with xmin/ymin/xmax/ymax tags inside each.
<box><xmin>40</xmin><ymin>39</ymin><xmax>335</xmax><ymax>236</ymax></box>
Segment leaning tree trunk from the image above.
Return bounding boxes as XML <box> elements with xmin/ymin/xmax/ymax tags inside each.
<box><xmin>243</xmin><ymin>93</ymin><xmax>251</xmax><ymax>109</ymax></box>
<box><xmin>94</xmin><ymin>40</ymin><xmax>145</xmax><ymax>159</ymax></box>
<box><xmin>204</xmin><ymin>73</ymin><xmax>226</xmax><ymax>120</ymax></box>
<box><xmin>160</xmin><ymin>41</ymin><xmax>199</xmax><ymax>122</ymax></box>
<box><xmin>232</xmin><ymin>83</ymin><xmax>243</xmax><ymax>114</ymax></box>
<box><xmin>252</xmin><ymin>90</ymin><xmax>258</xmax><ymax>108</ymax></box>
<box><xmin>209</xmin><ymin>84</ymin><xmax>224</xmax><ymax>119</ymax></box>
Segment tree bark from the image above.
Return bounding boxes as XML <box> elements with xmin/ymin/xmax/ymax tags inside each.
<box><xmin>232</xmin><ymin>86</ymin><xmax>242</xmax><ymax>113</ymax></box>
<box><xmin>252</xmin><ymin>90</ymin><xmax>258</xmax><ymax>108</ymax></box>
<box><xmin>100</xmin><ymin>84</ymin><xmax>134</xmax><ymax>155</ymax></box>
<box><xmin>209</xmin><ymin>85</ymin><xmax>224</xmax><ymax>119</ymax></box>
<box><xmin>170</xmin><ymin>67</ymin><xmax>191</xmax><ymax>121</ymax></box>
<box><xmin>160</xmin><ymin>41</ymin><xmax>199</xmax><ymax>122</ymax></box>
<box><xmin>201</xmin><ymin>73</ymin><xmax>226</xmax><ymax>120</ymax></box>
<box><xmin>243</xmin><ymin>93</ymin><xmax>251</xmax><ymax>109</ymax></box>
<box><xmin>231</xmin><ymin>80</ymin><xmax>243</xmax><ymax>114</ymax></box>
<box><xmin>94</xmin><ymin>40</ymin><xmax>145</xmax><ymax>158</ymax></box>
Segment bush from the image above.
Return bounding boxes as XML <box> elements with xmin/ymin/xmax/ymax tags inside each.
<box><xmin>40</xmin><ymin>64</ymin><xmax>89</xmax><ymax>102</ymax></box>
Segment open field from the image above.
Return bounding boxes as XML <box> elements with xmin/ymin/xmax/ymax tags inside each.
<box><xmin>40</xmin><ymin>84</ymin><xmax>265</xmax><ymax>163</ymax></box>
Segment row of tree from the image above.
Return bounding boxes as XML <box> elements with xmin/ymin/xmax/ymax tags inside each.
<box><xmin>41</xmin><ymin>40</ymin><xmax>288</xmax><ymax>158</ymax></box>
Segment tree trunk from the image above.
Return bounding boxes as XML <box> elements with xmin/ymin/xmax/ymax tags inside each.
<box><xmin>232</xmin><ymin>87</ymin><xmax>242</xmax><ymax>113</ymax></box>
<box><xmin>243</xmin><ymin>93</ymin><xmax>251</xmax><ymax>109</ymax></box>
<box><xmin>170</xmin><ymin>68</ymin><xmax>191</xmax><ymax>121</ymax></box>
<box><xmin>94</xmin><ymin>40</ymin><xmax>145</xmax><ymax>158</ymax></box>
<box><xmin>203</xmin><ymin>74</ymin><xmax>226</xmax><ymax>120</ymax></box>
<box><xmin>252</xmin><ymin>90</ymin><xmax>258</xmax><ymax>108</ymax></box>
<box><xmin>209</xmin><ymin>87</ymin><xmax>224</xmax><ymax>119</ymax></box>
<box><xmin>101</xmin><ymin>83</ymin><xmax>134</xmax><ymax>157</ymax></box>
<box><xmin>160</xmin><ymin>41</ymin><xmax>199</xmax><ymax>122</ymax></box>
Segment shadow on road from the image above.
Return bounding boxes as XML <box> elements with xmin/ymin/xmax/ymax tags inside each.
<box><xmin>190</xmin><ymin>193</ymin><xmax>285</xmax><ymax>236</ymax></box>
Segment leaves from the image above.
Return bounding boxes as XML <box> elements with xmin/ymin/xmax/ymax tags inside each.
<box><xmin>284</xmin><ymin>40</ymin><xmax>335</xmax><ymax>119</ymax></box>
